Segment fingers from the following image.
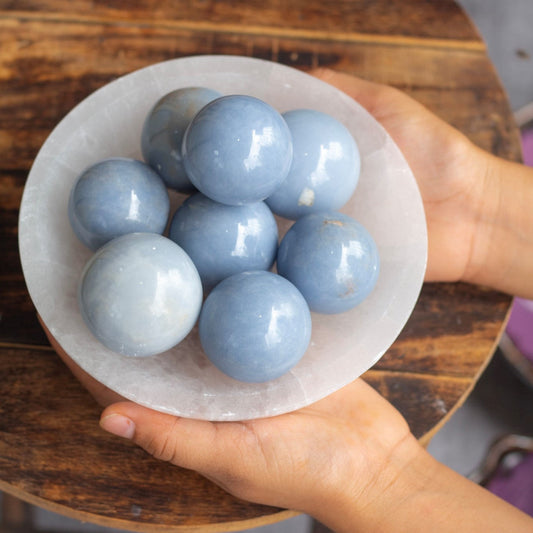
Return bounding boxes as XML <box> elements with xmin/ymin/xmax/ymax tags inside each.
<box><xmin>310</xmin><ymin>67</ymin><xmax>376</xmax><ymax>93</ymax></box>
<box><xmin>310</xmin><ymin>68</ymin><xmax>380</xmax><ymax>111</ymax></box>
<box><xmin>310</xmin><ymin>67</ymin><xmax>444</xmax><ymax>139</ymax></box>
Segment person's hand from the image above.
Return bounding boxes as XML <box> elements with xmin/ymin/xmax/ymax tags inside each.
<box><xmin>99</xmin><ymin>377</ymin><xmax>425</xmax><ymax>530</ymax></box>
<box><xmin>310</xmin><ymin>68</ymin><xmax>493</xmax><ymax>285</ymax></box>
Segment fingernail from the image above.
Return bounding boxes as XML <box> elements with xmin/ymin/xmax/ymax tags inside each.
<box><xmin>100</xmin><ymin>413</ymin><xmax>135</xmax><ymax>439</ymax></box>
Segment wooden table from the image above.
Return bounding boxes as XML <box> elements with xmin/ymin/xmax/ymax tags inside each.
<box><xmin>0</xmin><ymin>1</ymin><xmax>521</xmax><ymax>531</ymax></box>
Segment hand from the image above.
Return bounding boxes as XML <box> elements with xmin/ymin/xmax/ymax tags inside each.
<box><xmin>310</xmin><ymin>68</ymin><xmax>491</xmax><ymax>285</ymax></box>
<box><xmin>99</xmin><ymin>378</ymin><xmax>424</xmax><ymax>529</ymax></box>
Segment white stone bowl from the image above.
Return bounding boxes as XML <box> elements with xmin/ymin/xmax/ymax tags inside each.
<box><xmin>19</xmin><ymin>55</ymin><xmax>427</xmax><ymax>420</ymax></box>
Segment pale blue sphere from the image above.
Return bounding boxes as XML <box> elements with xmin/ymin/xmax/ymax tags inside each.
<box><xmin>199</xmin><ymin>271</ymin><xmax>312</xmax><ymax>383</ymax></box>
<box><xmin>79</xmin><ymin>233</ymin><xmax>203</xmax><ymax>357</ymax></box>
<box><xmin>266</xmin><ymin>109</ymin><xmax>360</xmax><ymax>220</ymax></box>
<box><xmin>169</xmin><ymin>193</ymin><xmax>278</xmax><ymax>291</ymax></box>
<box><xmin>68</xmin><ymin>158</ymin><xmax>170</xmax><ymax>251</ymax></box>
<box><xmin>277</xmin><ymin>212</ymin><xmax>379</xmax><ymax>314</ymax></box>
<box><xmin>182</xmin><ymin>95</ymin><xmax>293</xmax><ymax>205</ymax></box>
<box><xmin>141</xmin><ymin>87</ymin><xmax>222</xmax><ymax>192</ymax></box>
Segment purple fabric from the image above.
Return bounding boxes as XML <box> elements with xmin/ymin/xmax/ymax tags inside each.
<box><xmin>487</xmin><ymin>453</ymin><xmax>533</xmax><ymax>517</ymax></box>
<box><xmin>522</xmin><ymin>129</ymin><xmax>533</xmax><ymax>166</ymax></box>
<box><xmin>506</xmin><ymin>298</ymin><xmax>533</xmax><ymax>363</ymax></box>
<box><xmin>504</xmin><ymin>130</ymin><xmax>533</xmax><ymax>362</ymax></box>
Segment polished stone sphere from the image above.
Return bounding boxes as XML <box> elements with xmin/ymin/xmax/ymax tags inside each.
<box><xmin>169</xmin><ymin>193</ymin><xmax>278</xmax><ymax>291</ymax></box>
<box><xmin>182</xmin><ymin>95</ymin><xmax>293</xmax><ymax>205</ymax></box>
<box><xmin>68</xmin><ymin>157</ymin><xmax>169</xmax><ymax>251</ymax></box>
<box><xmin>199</xmin><ymin>271</ymin><xmax>311</xmax><ymax>382</ymax></box>
<box><xmin>79</xmin><ymin>232</ymin><xmax>203</xmax><ymax>357</ymax></box>
<box><xmin>266</xmin><ymin>109</ymin><xmax>360</xmax><ymax>220</ymax></box>
<box><xmin>277</xmin><ymin>211</ymin><xmax>379</xmax><ymax>314</ymax></box>
<box><xmin>141</xmin><ymin>86</ymin><xmax>221</xmax><ymax>192</ymax></box>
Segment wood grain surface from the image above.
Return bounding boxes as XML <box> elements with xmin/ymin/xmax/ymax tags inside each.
<box><xmin>0</xmin><ymin>1</ymin><xmax>520</xmax><ymax>531</ymax></box>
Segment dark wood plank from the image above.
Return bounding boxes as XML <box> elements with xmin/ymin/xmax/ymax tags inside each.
<box><xmin>0</xmin><ymin>346</ymin><xmax>291</xmax><ymax>528</ymax></box>
<box><xmin>377</xmin><ymin>283</ymin><xmax>511</xmax><ymax>378</ymax></box>
<box><xmin>0</xmin><ymin>277</ymin><xmax>46</xmax><ymax>345</ymax></box>
<box><xmin>2</xmin><ymin>1</ymin><xmax>481</xmax><ymax>42</ymax></box>
<box><xmin>364</xmin><ymin>369</ymin><xmax>474</xmax><ymax>442</ymax></box>
<box><xmin>0</xmin><ymin>171</ymin><xmax>48</xmax><ymax>345</ymax></box>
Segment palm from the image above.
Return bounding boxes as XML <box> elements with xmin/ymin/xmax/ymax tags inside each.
<box><xmin>113</xmin><ymin>379</ymin><xmax>413</xmax><ymax>514</ymax></box>
<box><xmin>243</xmin><ymin>379</ymin><xmax>412</xmax><ymax>507</ymax></box>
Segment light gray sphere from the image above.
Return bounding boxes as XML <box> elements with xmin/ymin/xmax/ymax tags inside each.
<box><xmin>79</xmin><ymin>233</ymin><xmax>203</xmax><ymax>356</ymax></box>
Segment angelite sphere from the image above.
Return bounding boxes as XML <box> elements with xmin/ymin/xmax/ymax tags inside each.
<box><xmin>68</xmin><ymin>158</ymin><xmax>170</xmax><ymax>251</ymax></box>
<box><xmin>169</xmin><ymin>193</ymin><xmax>278</xmax><ymax>291</ymax></box>
<box><xmin>141</xmin><ymin>87</ymin><xmax>222</xmax><ymax>192</ymax></box>
<box><xmin>182</xmin><ymin>95</ymin><xmax>293</xmax><ymax>205</ymax></box>
<box><xmin>79</xmin><ymin>233</ymin><xmax>203</xmax><ymax>357</ymax></box>
<box><xmin>199</xmin><ymin>271</ymin><xmax>311</xmax><ymax>383</ymax></box>
<box><xmin>277</xmin><ymin>211</ymin><xmax>379</xmax><ymax>314</ymax></box>
<box><xmin>266</xmin><ymin>109</ymin><xmax>360</xmax><ymax>220</ymax></box>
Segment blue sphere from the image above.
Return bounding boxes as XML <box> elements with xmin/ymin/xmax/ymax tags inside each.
<box><xmin>277</xmin><ymin>212</ymin><xmax>379</xmax><ymax>314</ymax></box>
<box><xmin>68</xmin><ymin>158</ymin><xmax>170</xmax><ymax>251</ymax></box>
<box><xmin>169</xmin><ymin>193</ymin><xmax>278</xmax><ymax>291</ymax></box>
<box><xmin>199</xmin><ymin>271</ymin><xmax>312</xmax><ymax>383</ymax></box>
<box><xmin>141</xmin><ymin>87</ymin><xmax>222</xmax><ymax>192</ymax></box>
<box><xmin>79</xmin><ymin>233</ymin><xmax>203</xmax><ymax>357</ymax></box>
<box><xmin>266</xmin><ymin>109</ymin><xmax>360</xmax><ymax>220</ymax></box>
<box><xmin>182</xmin><ymin>95</ymin><xmax>293</xmax><ymax>205</ymax></box>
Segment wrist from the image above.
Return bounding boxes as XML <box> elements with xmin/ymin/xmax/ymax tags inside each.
<box><xmin>308</xmin><ymin>431</ymin><xmax>428</xmax><ymax>532</ymax></box>
<box><xmin>461</xmin><ymin>151</ymin><xmax>533</xmax><ymax>298</ymax></box>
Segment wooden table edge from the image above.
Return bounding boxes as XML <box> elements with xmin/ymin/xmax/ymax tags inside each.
<box><xmin>418</xmin><ymin>303</ymin><xmax>514</xmax><ymax>447</ymax></box>
<box><xmin>0</xmin><ymin>478</ymin><xmax>300</xmax><ymax>533</ymax></box>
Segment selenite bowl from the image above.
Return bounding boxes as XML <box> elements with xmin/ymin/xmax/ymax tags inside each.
<box><xmin>19</xmin><ymin>55</ymin><xmax>427</xmax><ymax>421</ymax></box>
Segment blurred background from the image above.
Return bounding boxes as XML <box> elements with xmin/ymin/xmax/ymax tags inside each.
<box><xmin>427</xmin><ymin>0</ymin><xmax>533</xmax><ymax>476</ymax></box>
<box><xmin>2</xmin><ymin>0</ymin><xmax>533</xmax><ymax>532</ymax></box>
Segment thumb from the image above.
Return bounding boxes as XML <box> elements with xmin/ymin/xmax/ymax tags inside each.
<box><xmin>99</xmin><ymin>402</ymin><xmax>263</xmax><ymax>498</ymax></box>
<box><xmin>99</xmin><ymin>402</ymin><xmax>222</xmax><ymax>468</ymax></box>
